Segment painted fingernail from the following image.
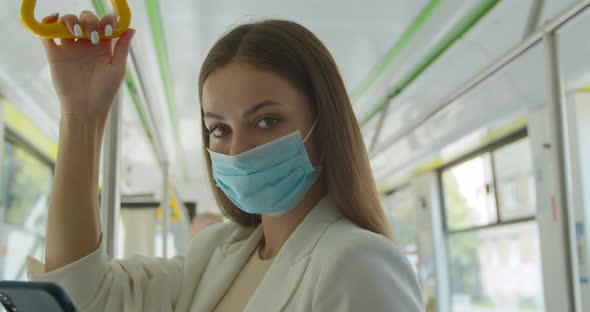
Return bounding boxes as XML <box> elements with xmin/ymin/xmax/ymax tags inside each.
<box><xmin>74</xmin><ymin>24</ymin><xmax>83</xmax><ymax>37</ymax></box>
<box><xmin>50</xmin><ymin>12</ymin><xmax>59</xmax><ymax>17</ymax></box>
<box><xmin>91</xmin><ymin>31</ymin><xmax>99</xmax><ymax>44</ymax></box>
<box><xmin>105</xmin><ymin>25</ymin><xmax>113</xmax><ymax>37</ymax></box>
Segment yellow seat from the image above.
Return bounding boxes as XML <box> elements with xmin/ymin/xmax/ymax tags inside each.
<box><xmin>20</xmin><ymin>0</ymin><xmax>131</xmax><ymax>39</ymax></box>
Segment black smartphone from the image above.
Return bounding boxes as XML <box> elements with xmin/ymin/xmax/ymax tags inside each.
<box><xmin>0</xmin><ymin>281</ymin><xmax>77</xmax><ymax>312</ymax></box>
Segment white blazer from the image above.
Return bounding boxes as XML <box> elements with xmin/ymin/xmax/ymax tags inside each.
<box><xmin>27</xmin><ymin>195</ymin><xmax>424</xmax><ymax>311</ymax></box>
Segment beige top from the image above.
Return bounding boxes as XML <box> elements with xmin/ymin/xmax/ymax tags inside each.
<box><xmin>213</xmin><ymin>243</ymin><xmax>274</xmax><ymax>311</ymax></box>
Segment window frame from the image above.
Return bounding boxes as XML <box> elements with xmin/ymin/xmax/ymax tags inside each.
<box><xmin>439</xmin><ymin>128</ymin><xmax>533</xmax><ymax>234</ymax></box>
<box><xmin>1</xmin><ymin>127</ymin><xmax>55</xmax><ymax>224</ymax></box>
<box><xmin>4</xmin><ymin>127</ymin><xmax>55</xmax><ymax>169</ymax></box>
<box><xmin>438</xmin><ymin>128</ymin><xmax>546</xmax><ymax>310</ymax></box>
<box><xmin>0</xmin><ymin>127</ymin><xmax>55</xmax><ymax>280</ymax></box>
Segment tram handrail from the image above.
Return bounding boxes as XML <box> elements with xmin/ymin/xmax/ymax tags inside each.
<box><xmin>370</xmin><ymin>0</ymin><xmax>590</xmax><ymax>158</ymax></box>
<box><xmin>20</xmin><ymin>0</ymin><xmax>131</xmax><ymax>39</ymax></box>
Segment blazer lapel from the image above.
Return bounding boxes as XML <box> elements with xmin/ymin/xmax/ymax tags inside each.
<box><xmin>189</xmin><ymin>225</ymin><xmax>264</xmax><ymax>311</ymax></box>
<box><xmin>245</xmin><ymin>195</ymin><xmax>342</xmax><ymax>311</ymax></box>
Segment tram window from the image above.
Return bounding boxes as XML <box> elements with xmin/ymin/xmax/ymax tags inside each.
<box><xmin>493</xmin><ymin>138</ymin><xmax>536</xmax><ymax>221</ymax></box>
<box><xmin>1</xmin><ymin>141</ymin><xmax>52</xmax><ymax>228</ymax></box>
<box><xmin>382</xmin><ymin>187</ymin><xmax>438</xmax><ymax>310</ymax></box>
<box><xmin>447</xmin><ymin>222</ymin><xmax>543</xmax><ymax>311</ymax></box>
<box><xmin>382</xmin><ymin>189</ymin><xmax>419</xmax><ymax>271</ymax></box>
<box><xmin>441</xmin><ymin>136</ymin><xmax>544</xmax><ymax>311</ymax></box>
<box><xmin>441</xmin><ymin>153</ymin><xmax>497</xmax><ymax>231</ymax></box>
<box><xmin>0</xmin><ymin>139</ymin><xmax>53</xmax><ymax>281</ymax></box>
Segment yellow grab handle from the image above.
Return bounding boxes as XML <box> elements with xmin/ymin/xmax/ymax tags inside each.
<box><xmin>156</xmin><ymin>190</ymin><xmax>182</xmax><ymax>223</ymax></box>
<box><xmin>20</xmin><ymin>0</ymin><xmax>132</xmax><ymax>39</ymax></box>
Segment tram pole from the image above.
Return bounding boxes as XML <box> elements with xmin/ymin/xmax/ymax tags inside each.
<box><xmin>100</xmin><ymin>93</ymin><xmax>122</xmax><ymax>260</ymax></box>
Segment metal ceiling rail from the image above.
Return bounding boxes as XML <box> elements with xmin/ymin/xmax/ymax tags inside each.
<box><xmin>124</xmin><ymin>69</ymin><xmax>159</xmax><ymax>155</ymax></box>
<box><xmin>359</xmin><ymin>0</ymin><xmax>500</xmax><ymax>127</ymax></box>
<box><xmin>350</xmin><ymin>0</ymin><xmax>441</xmax><ymax>103</ymax></box>
<box><xmin>127</xmin><ymin>47</ymin><xmax>169</xmax><ymax>164</ymax></box>
<box><xmin>523</xmin><ymin>0</ymin><xmax>545</xmax><ymax>39</ymax></box>
<box><xmin>370</xmin><ymin>0</ymin><xmax>590</xmax><ymax>158</ymax></box>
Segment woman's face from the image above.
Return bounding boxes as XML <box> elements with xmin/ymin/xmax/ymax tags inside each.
<box><xmin>202</xmin><ymin>63</ymin><xmax>320</xmax><ymax>163</ymax></box>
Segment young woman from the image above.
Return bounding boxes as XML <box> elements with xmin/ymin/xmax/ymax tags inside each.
<box><xmin>27</xmin><ymin>11</ymin><xmax>423</xmax><ymax>311</ymax></box>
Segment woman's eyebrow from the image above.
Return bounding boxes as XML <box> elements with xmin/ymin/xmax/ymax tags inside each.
<box><xmin>203</xmin><ymin>112</ymin><xmax>224</xmax><ymax>120</ymax></box>
<box><xmin>243</xmin><ymin>100</ymin><xmax>280</xmax><ymax>117</ymax></box>
<box><xmin>203</xmin><ymin>100</ymin><xmax>280</xmax><ymax>120</ymax></box>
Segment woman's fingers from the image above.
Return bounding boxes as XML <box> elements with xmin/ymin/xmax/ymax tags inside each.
<box><xmin>113</xmin><ymin>28</ymin><xmax>136</xmax><ymax>65</ymax></box>
<box><xmin>59</xmin><ymin>14</ymin><xmax>83</xmax><ymax>38</ymax></box>
<box><xmin>39</xmin><ymin>11</ymin><xmax>130</xmax><ymax>61</ymax></box>
<box><xmin>40</xmin><ymin>13</ymin><xmax>60</xmax><ymax>50</ymax></box>
<box><xmin>79</xmin><ymin>11</ymin><xmax>100</xmax><ymax>44</ymax></box>
<box><xmin>100</xmin><ymin>14</ymin><xmax>117</xmax><ymax>38</ymax></box>
<box><xmin>41</xmin><ymin>11</ymin><xmax>118</xmax><ymax>46</ymax></box>
<box><xmin>41</xmin><ymin>13</ymin><xmax>59</xmax><ymax>24</ymax></box>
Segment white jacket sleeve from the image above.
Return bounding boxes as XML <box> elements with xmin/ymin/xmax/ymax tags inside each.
<box><xmin>312</xmin><ymin>235</ymin><xmax>425</xmax><ymax>312</ymax></box>
<box><xmin>26</xmin><ymin>236</ymin><xmax>184</xmax><ymax>312</ymax></box>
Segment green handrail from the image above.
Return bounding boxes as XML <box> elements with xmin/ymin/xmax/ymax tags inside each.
<box><xmin>91</xmin><ymin>0</ymin><xmax>109</xmax><ymax>18</ymax></box>
<box><xmin>92</xmin><ymin>0</ymin><xmax>188</xmax><ymax>179</ymax></box>
<box><xmin>350</xmin><ymin>0</ymin><xmax>441</xmax><ymax>103</ymax></box>
<box><xmin>91</xmin><ymin>0</ymin><xmax>158</xmax><ymax>158</ymax></box>
<box><xmin>145</xmin><ymin>0</ymin><xmax>188</xmax><ymax>180</ymax></box>
<box><xmin>359</xmin><ymin>0</ymin><xmax>501</xmax><ymax>126</ymax></box>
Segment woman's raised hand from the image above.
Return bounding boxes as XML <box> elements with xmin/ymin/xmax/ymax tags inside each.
<box><xmin>40</xmin><ymin>11</ymin><xmax>135</xmax><ymax>116</ymax></box>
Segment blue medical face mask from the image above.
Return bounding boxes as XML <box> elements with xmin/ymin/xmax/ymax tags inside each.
<box><xmin>208</xmin><ymin>120</ymin><xmax>321</xmax><ymax>216</ymax></box>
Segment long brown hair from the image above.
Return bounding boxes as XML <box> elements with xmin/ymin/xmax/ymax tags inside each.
<box><xmin>198</xmin><ymin>19</ymin><xmax>393</xmax><ymax>239</ymax></box>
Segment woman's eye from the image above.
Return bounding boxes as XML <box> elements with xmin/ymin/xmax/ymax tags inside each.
<box><xmin>256</xmin><ymin>117</ymin><xmax>279</xmax><ymax>129</ymax></box>
<box><xmin>210</xmin><ymin>126</ymin><xmax>229</xmax><ymax>138</ymax></box>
